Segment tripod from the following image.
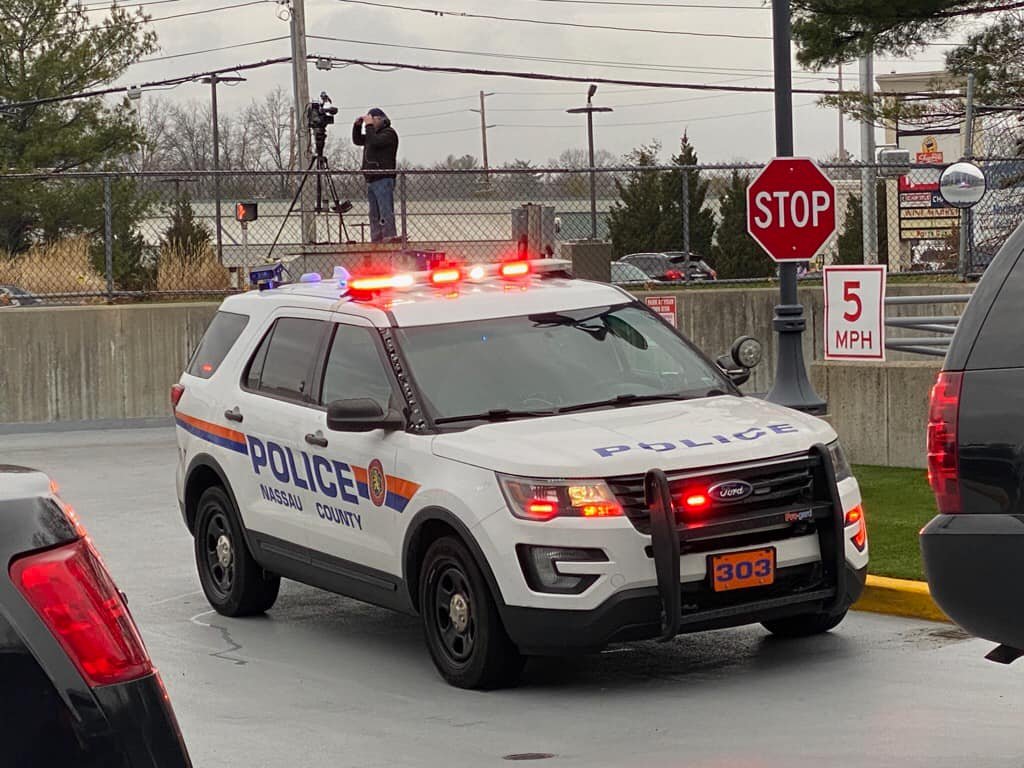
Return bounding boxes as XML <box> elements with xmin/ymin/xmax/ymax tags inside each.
<box><xmin>267</xmin><ymin>124</ymin><xmax>354</xmax><ymax>261</ymax></box>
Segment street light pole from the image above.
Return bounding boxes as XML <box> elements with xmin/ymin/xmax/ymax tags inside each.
<box><xmin>201</xmin><ymin>74</ymin><xmax>245</xmax><ymax>265</ymax></box>
<box><xmin>765</xmin><ymin>0</ymin><xmax>826</xmax><ymax>414</ymax></box>
<box><xmin>567</xmin><ymin>85</ymin><xmax>613</xmax><ymax>240</ymax></box>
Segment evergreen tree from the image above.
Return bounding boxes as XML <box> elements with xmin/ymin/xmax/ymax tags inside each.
<box><xmin>711</xmin><ymin>170</ymin><xmax>773</xmax><ymax>279</ymax></box>
<box><xmin>655</xmin><ymin>133</ymin><xmax>717</xmax><ymax>257</ymax></box>
<box><xmin>0</xmin><ymin>0</ymin><xmax>157</xmax><ymax>253</ymax></box>
<box><xmin>607</xmin><ymin>143</ymin><xmax>663</xmax><ymax>256</ymax></box>
<box><xmin>836</xmin><ymin>195</ymin><xmax>865</xmax><ymax>265</ymax></box>
<box><xmin>162</xmin><ymin>196</ymin><xmax>211</xmax><ymax>266</ymax></box>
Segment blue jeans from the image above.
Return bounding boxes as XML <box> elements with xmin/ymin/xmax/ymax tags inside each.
<box><xmin>367</xmin><ymin>178</ymin><xmax>397</xmax><ymax>242</ymax></box>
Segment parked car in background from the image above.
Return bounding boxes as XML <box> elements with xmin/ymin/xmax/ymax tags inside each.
<box><xmin>610</xmin><ymin>261</ymin><xmax>661</xmax><ymax>285</ymax></box>
<box><xmin>0</xmin><ymin>466</ymin><xmax>192</xmax><ymax>767</ymax></box>
<box><xmin>920</xmin><ymin>222</ymin><xmax>1024</xmax><ymax>666</ymax></box>
<box><xmin>620</xmin><ymin>253</ymin><xmax>717</xmax><ymax>283</ymax></box>
<box><xmin>0</xmin><ymin>284</ymin><xmax>42</xmax><ymax>307</ymax></box>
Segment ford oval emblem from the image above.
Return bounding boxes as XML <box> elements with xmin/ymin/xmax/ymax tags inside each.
<box><xmin>707</xmin><ymin>479</ymin><xmax>754</xmax><ymax>503</ymax></box>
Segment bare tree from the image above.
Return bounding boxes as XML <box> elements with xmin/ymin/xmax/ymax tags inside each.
<box><xmin>250</xmin><ymin>86</ymin><xmax>295</xmax><ymax>172</ymax></box>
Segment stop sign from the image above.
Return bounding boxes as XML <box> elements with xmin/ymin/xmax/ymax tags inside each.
<box><xmin>746</xmin><ymin>158</ymin><xmax>837</xmax><ymax>262</ymax></box>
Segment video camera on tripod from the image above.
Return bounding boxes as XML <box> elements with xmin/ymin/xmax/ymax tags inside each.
<box><xmin>306</xmin><ymin>92</ymin><xmax>338</xmax><ymax>155</ymax></box>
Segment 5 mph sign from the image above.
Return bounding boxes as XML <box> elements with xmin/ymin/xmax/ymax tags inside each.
<box><xmin>824</xmin><ymin>266</ymin><xmax>887</xmax><ymax>361</ymax></box>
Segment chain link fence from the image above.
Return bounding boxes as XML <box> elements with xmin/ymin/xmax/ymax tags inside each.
<box><xmin>0</xmin><ymin>158</ymin><xmax>1020</xmax><ymax>305</ymax></box>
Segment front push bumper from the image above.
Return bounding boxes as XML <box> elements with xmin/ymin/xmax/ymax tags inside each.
<box><xmin>502</xmin><ymin>444</ymin><xmax>866</xmax><ymax>656</ymax></box>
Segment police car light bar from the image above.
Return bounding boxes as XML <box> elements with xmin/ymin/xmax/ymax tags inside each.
<box><xmin>345</xmin><ymin>259</ymin><xmax>571</xmax><ymax>297</ymax></box>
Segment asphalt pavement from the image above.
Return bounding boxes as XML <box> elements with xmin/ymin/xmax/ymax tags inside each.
<box><xmin>3</xmin><ymin>427</ymin><xmax>1023</xmax><ymax>768</ymax></box>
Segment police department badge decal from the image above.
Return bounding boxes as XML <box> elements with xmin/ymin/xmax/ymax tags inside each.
<box><xmin>368</xmin><ymin>459</ymin><xmax>387</xmax><ymax>507</ymax></box>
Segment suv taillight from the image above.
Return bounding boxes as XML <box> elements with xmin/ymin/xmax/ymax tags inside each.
<box><xmin>170</xmin><ymin>384</ymin><xmax>185</xmax><ymax>410</ymax></box>
<box><xmin>10</xmin><ymin>538</ymin><xmax>154</xmax><ymax>687</ymax></box>
<box><xmin>665</xmin><ymin>269</ymin><xmax>683</xmax><ymax>280</ymax></box>
<box><xmin>927</xmin><ymin>371</ymin><xmax>963</xmax><ymax>514</ymax></box>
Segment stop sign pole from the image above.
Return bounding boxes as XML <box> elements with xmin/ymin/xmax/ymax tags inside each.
<box><xmin>765</xmin><ymin>0</ymin><xmax>827</xmax><ymax>414</ymax></box>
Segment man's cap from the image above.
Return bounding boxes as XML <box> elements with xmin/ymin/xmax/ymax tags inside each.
<box><xmin>368</xmin><ymin>108</ymin><xmax>387</xmax><ymax>118</ymax></box>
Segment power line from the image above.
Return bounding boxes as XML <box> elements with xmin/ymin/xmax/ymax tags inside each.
<box><xmin>77</xmin><ymin>0</ymin><xmax>187</xmax><ymax>10</ymax></box>
<box><xmin>510</xmin><ymin>0</ymin><xmax>767</xmax><ymax>7</ymax></box>
<box><xmin>333</xmin><ymin>0</ymin><xmax>772</xmax><ymax>39</ymax></box>
<box><xmin>308</xmin><ymin>34</ymin><xmax>833</xmax><ymax>80</ymax></box>
<box><xmin>0</xmin><ymin>56</ymin><xmax>291</xmax><ymax>112</ymax></box>
<box><xmin>314</xmin><ymin>55</ymin><xmax>939</xmax><ymax>97</ymax></box>
<box><xmin>404</xmin><ymin>126</ymin><xmax>483</xmax><ymax>137</ymax></box>
<box><xmin>139</xmin><ymin>36</ymin><xmax>290</xmax><ymax>64</ymax></box>
<box><xmin>140</xmin><ymin>0</ymin><xmax>271</xmax><ymax>23</ymax></box>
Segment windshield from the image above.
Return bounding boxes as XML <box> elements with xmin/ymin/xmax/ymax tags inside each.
<box><xmin>394</xmin><ymin>303</ymin><xmax>732</xmax><ymax>423</ymax></box>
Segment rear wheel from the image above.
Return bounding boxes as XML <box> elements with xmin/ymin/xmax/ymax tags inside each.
<box><xmin>419</xmin><ymin>536</ymin><xmax>524</xmax><ymax>689</ymax></box>
<box><xmin>762</xmin><ymin>609</ymin><xmax>848</xmax><ymax>638</ymax></box>
<box><xmin>194</xmin><ymin>486</ymin><xmax>280</xmax><ymax>617</ymax></box>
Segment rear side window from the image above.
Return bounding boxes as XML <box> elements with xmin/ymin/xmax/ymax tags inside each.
<box><xmin>245</xmin><ymin>317</ymin><xmax>325</xmax><ymax>401</ymax></box>
<box><xmin>187</xmin><ymin>311</ymin><xmax>248</xmax><ymax>378</ymax></box>
<box><xmin>967</xmin><ymin>255</ymin><xmax>1024</xmax><ymax>369</ymax></box>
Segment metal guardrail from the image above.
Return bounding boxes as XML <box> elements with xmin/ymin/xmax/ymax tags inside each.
<box><xmin>884</xmin><ymin>294</ymin><xmax>972</xmax><ymax>358</ymax></box>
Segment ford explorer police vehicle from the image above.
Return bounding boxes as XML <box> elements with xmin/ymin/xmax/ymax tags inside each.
<box><xmin>173</xmin><ymin>258</ymin><xmax>868</xmax><ymax>689</ymax></box>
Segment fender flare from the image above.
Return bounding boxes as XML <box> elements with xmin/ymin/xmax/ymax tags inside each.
<box><xmin>183</xmin><ymin>453</ymin><xmax>258</xmax><ymax>554</ymax></box>
<box><xmin>401</xmin><ymin>506</ymin><xmax>507</xmax><ymax>615</ymax></box>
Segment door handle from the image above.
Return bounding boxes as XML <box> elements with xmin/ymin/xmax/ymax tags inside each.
<box><xmin>305</xmin><ymin>431</ymin><xmax>328</xmax><ymax>448</ymax></box>
<box><xmin>224</xmin><ymin>407</ymin><xmax>244</xmax><ymax>423</ymax></box>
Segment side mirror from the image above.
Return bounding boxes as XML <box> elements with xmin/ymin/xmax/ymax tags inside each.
<box><xmin>326</xmin><ymin>398</ymin><xmax>405</xmax><ymax>433</ymax></box>
<box><xmin>716</xmin><ymin>336</ymin><xmax>763</xmax><ymax>387</ymax></box>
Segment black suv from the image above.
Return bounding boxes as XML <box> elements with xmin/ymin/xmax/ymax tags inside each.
<box><xmin>920</xmin><ymin>221</ymin><xmax>1024</xmax><ymax>664</ymax></box>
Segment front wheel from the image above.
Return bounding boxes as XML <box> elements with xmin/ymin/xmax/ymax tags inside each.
<box><xmin>419</xmin><ymin>536</ymin><xmax>524</xmax><ymax>689</ymax></box>
<box><xmin>194</xmin><ymin>486</ymin><xmax>280</xmax><ymax>617</ymax></box>
<box><xmin>762</xmin><ymin>609</ymin><xmax>848</xmax><ymax>638</ymax></box>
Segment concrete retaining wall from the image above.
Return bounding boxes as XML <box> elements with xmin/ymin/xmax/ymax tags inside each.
<box><xmin>0</xmin><ymin>303</ymin><xmax>216</xmax><ymax>423</ymax></box>
<box><xmin>1</xmin><ymin>284</ymin><xmax>959</xmax><ymax>466</ymax></box>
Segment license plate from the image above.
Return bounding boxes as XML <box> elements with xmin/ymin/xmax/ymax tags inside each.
<box><xmin>709</xmin><ymin>548</ymin><xmax>776</xmax><ymax>592</ymax></box>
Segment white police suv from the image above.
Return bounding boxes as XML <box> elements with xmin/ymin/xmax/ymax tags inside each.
<box><xmin>173</xmin><ymin>258</ymin><xmax>868</xmax><ymax>688</ymax></box>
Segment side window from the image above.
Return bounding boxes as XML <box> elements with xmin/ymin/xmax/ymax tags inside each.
<box><xmin>245</xmin><ymin>317</ymin><xmax>325</xmax><ymax>401</ymax></box>
<box><xmin>320</xmin><ymin>324</ymin><xmax>394</xmax><ymax>409</ymax></box>
<box><xmin>187</xmin><ymin>311</ymin><xmax>248</xmax><ymax>378</ymax></box>
<box><xmin>968</xmin><ymin>254</ymin><xmax>1024</xmax><ymax>369</ymax></box>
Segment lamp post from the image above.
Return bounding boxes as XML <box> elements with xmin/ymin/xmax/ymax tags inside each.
<box><xmin>200</xmin><ymin>74</ymin><xmax>246</xmax><ymax>264</ymax></box>
<box><xmin>567</xmin><ymin>85</ymin><xmax>613</xmax><ymax>240</ymax></box>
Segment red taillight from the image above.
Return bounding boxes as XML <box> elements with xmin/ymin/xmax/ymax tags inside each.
<box><xmin>500</xmin><ymin>261</ymin><xmax>531</xmax><ymax>278</ymax></box>
<box><xmin>665</xmin><ymin>269</ymin><xmax>683</xmax><ymax>280</ymax></box>
<box><xmin>10</xmin><ymin>538</ymin><xmax>153</xmax><ymax>687</ymax></box>
<box><xmin>170</xmin><ymin>384</ymin><xmax>185</xmax><ymax>410</ymax></box>
<box><xmin>525</xmin><ymin>499</ymin><xmax>558</xmax><ymax>520</ymax></box>
<box><xmin>845</xmin><ymin>504</ymin><xmax>867</xmax><ymax>552</ymax></box>
<box><xmin>430</xmin><ymin>267</ymin><xmax>462</xmax><ymax>286</ymax></box>
<box><xmin>927</xmin><ymin>371</ymin><xmax>963</xmax><ymax>514</ymax></box>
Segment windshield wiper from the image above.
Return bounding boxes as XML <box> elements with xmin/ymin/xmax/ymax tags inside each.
<box><xmin>434</xmin><ymin>408</ymin><xmax>558</xmax><ymax>425</ymax></box>
<box><xmin>556</xmin><ymin>392</ymin><xmax>695</xmax><ymax>414</ymax></box>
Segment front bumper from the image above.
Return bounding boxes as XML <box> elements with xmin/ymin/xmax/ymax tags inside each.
<box><xmin>921</xmin><ymin>513</ymin><xmax>1024</xmax><ymax>650</ymax></box>
<box><xmin>503</xmin><ymin>562</ymin><xmax>866</xmax><ymax>655</ymax></box>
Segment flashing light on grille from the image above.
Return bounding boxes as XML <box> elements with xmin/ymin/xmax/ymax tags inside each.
<box><xmin>682</xmin><ymin>492</ymin><xmax>711</xmax><ymax>513</ymax></box>
<box><xmin>525</xmin><ymin>500</ymin><xmax>558</xmax><ymax>521</ymax></box>
<box><xmin>500</xmin><ymin>261</ymin><xmax>531</xmax><ymax>278</ymax></box>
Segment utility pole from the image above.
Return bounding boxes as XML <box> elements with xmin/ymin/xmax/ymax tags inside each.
<box><xmin>288</xmin><ymin>0</ymin><xmax>316</xmax><ymax>245</ymax></box>
<box><xmin>470</xmin><ymin>91</ymin><xmax>494</xmax><ymax>184</ymax></box>
<box><xmin>567</xmin><ymin>85</ymin><xmax>613</xmax><ymax>240</ymax></box>
<box><xmin>837</xmin><ymin>64</ymin><xmax>846</xmax><ymax>160</ymax></box>
<box><xmin>860</xmin><ymin>53</ymin><xmax>878</xmax><ymax>264</ymax></box>
<box><xmin>201</xmin><ymin>73</ymin><xmax>245</xmax><ymax>264</ymax></box>
<box><xmin>958</xmin><ymin>73</ymin><xmax>977</xmax><ymax>280</ymax></box>
<box><xmin>765</xmin><ymin>0</ymin><xmax>826</xmax><ymax>414</ymax></box>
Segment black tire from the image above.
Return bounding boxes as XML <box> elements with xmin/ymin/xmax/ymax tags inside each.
<box><xmin>194</xmin><ymin>485</ymin><xmax>280</xmax><ymax>617</ymax></box>
<box><xmin>762</xmin><ymin>608</ymin><xmax>848</xmax><ymax>638</ymax></box>
<box><xmin>419</xmin><ymin>536</ymin><xmax>525</xmax><ymax>689</ymax></box>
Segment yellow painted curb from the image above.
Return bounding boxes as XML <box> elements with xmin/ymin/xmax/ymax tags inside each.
<box><xmin>853</xmin><ymin>575</ymin><xmax>950</xmax><ymax>623</ymax></box>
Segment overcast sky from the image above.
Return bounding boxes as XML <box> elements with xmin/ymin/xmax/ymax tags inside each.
<box><xmin>108</xmin><ymin>0</ymin><xmax>963</xmax><ymax>166</ymax></box>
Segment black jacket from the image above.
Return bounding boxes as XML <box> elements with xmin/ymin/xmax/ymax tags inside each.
<box><xmin>352</xmin><ymin>119</ymin><xmax>399</xmax><ymax>181</ymax></box>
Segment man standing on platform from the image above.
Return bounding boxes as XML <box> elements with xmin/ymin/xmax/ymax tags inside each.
<box><xmin>352</xmin><ymin>108</ymin><xmax>400</xmax><ymax>243</ymax></box>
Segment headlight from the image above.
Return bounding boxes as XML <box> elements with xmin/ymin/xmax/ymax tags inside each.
<box><xmin>827</xmin><ymin>440</ymin><xmax>853</xmax><ymax>483</ymax></box>
<box><xmin>497</xmin><ymin>475</ymin><xmax>623</xmax><ymax>521</ymax></box>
